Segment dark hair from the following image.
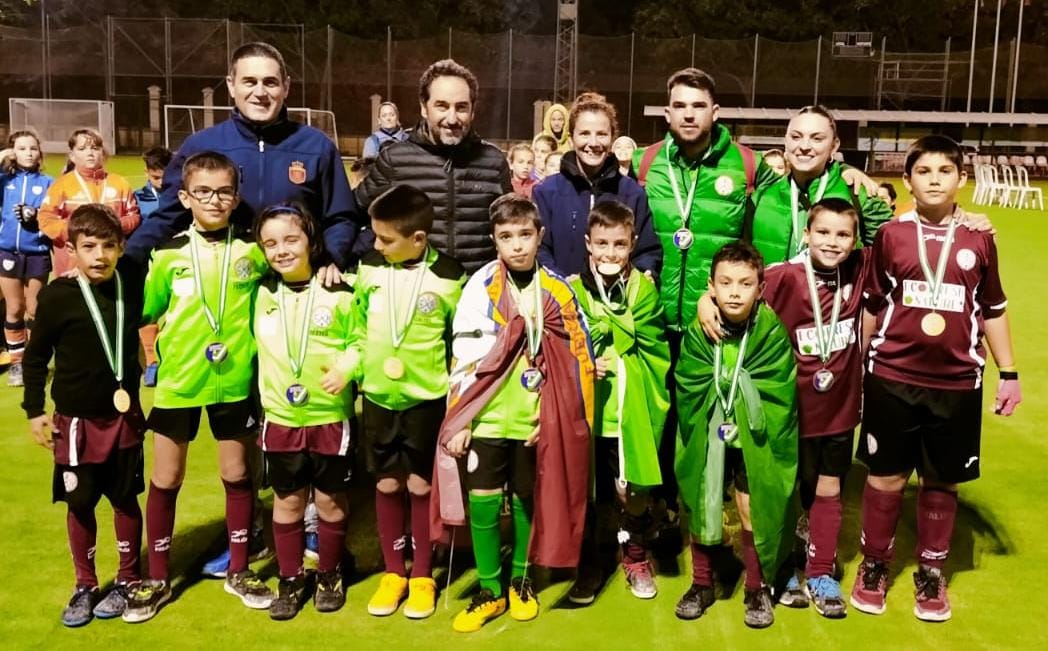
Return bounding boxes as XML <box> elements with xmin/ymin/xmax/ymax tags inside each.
<box><xmin>489</xmin><ymin>193</ymin><xmax>542</xmax><ymax>233</ymax></box>
<box><xmin>587</xmin><ymin>200</ymin><xmax>635</xmax><ymax>236</ymax></box>
<box><xmin>807</xmin><ymin>197</ymin><xmax>859</xmax><ymax>233</ymax></box>
<box><xmin>142</xmin><ymin>146</ymin><xmax>172</xmax><ymax>171</ymax></box>
<box><xmin>368</xmin><ymin>184</ymin><xmax>435</xmax><ymax>237</ymax></box>
<box><xmin>666</xmin><ymin>67</ymin><xmax>717</xmax><ymax>104</ymax></box>
<box><xmin>792</xmin><ymin>105</ymin><xmax>838</xmax><ymax>138</ymax></box>
<box><xmin>710</xmin><ymin>240</ymin><xmax>765</xmax><ymax>283</ymax></box>
<box><xmin>254</xmin><ymin>202</ymin><xmax>327</xmax><ymax>269</ymax></box>
<box><xmin>418</xmin><ymin>59</ymin><xmax>478</xmax><ymax>105</ymax></box>
<box><xmin>568</xmin><ymin>92</ymin><xmax>619</xmax><ymax>139</ymax></box>
<box><xmin>181</xmin><ymin>151</ymin><xmax>239</xmax><ymax>190</ymax></box>
<box><xmin>878</xmin><ymin>182</ymin><xmax>897</xmax><ymax>202</ymax></box>
<box><xmin>532</xmin><ymin>133</ymin><xmax>557</xmax><ymax>150</ymax></box>
<box><xmin>904</xmin><ymin>135</ymin><xmax>964</xmax><ymax>176</ymax></box>
<box><xmin>68</xmin><ymin>204</ymin><xmax>124</xmax><ymax>245</ymax></box>
<box><xmin>229</xmin><ymin>42</ymin><xmax>288</xmax><ymax>79</ymax></box>
<box><xmin>68</xmin><ymin>128</ymin><xmax>104</xmax><ymax>151</ymax></box>
<box><xmin>3</xmin><ymin>129</ymin><xmax>42</xmax><ymax>174</ymax></box>
<box><xmin>764</xmin><ymin>148</ymin><xmax>784</xmax><ymax>161</ymax></box>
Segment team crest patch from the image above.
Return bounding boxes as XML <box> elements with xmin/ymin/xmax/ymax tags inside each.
<box><xmin>63</xmin><ymin>471</ymin><xmax>78</xmax><ymax>493</ymax></box>
<box><xmin>2</xmin><ymin>259</ymin><xmax>14</xmax><ymax>271</ymax></box>
<box><xmin>32</xmin><ymin>185</ymin><xmax>43</xmax><ymax>195</ymax></box>
<box><xmin>288</xmin><ymin>161</ymin><xmax>307</xmax><ymax>184</ymax></box>
<box><xmin>417</xmin><ymin>292</ymin><xmax>438</xmax><ymax>315</ymax></box>
<box><xmin>955</xmin><ymin>248</ymin><xmax>976</xmax><ymax>271</ymax></box>
<box><xmin>103</xmin><ymin>186</ymin><xmax>118</xmax><ymax>200</ymax></box>
<box><xmin>866</xmin><ymin>434</ymin><xmax>878</xmax><ymax>455</ymax></box>
<box><xmin>715</xmin><ymin>175</ymin><xmax>734</xmax><ymax>196</ymax></box>
<box><xmin>312</xmin><ymin>306</ymin><xmax>333</xmax><ymax>328</ymax></box>
<box><xmin>234</xmin><ymin>257</ymin><xmax>253</xmax><ymax>280</ymax></box>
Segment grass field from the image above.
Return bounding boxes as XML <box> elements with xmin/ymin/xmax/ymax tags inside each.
<box><xmin>1</xmin><ymin>158</ymin><xmax>1045</xmax><ymax>649</ymax></box>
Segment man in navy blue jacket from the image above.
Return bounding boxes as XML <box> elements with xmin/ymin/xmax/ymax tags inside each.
<box><xmin>125</xmin><ymin>43</ymin><xmax>362</xmax><ymax>279</ymax></box>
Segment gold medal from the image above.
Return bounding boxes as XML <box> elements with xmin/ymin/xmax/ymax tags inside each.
<box><xmin>113</xmin><ymin>388</ymin><xmax>131</xmax><ymax>414</ymax></box>
<box><xmin>383</xmin><ymin>356</ymin><xmax>405</xmax><ymax>380</ymax></box>
<box><xmin>921</xmin><ymin>312</ymin><xmax>946</xmax><ymax>337</ymax></box>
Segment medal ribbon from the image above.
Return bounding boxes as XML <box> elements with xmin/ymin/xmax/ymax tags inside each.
<box><xmin>189</xmin><ymin>228</ymin><xmax>233</xmax><ymax>335</ymax></box>
<box><xmin>665</xmin><ymin>145</ymin><xmax>703</xmax><ymax>231</ymax></box>
<box><xmin>914</xmin><ymin>217</ymin><xmax>958</xmax><ymax>313</ymax></box>
<box><xmin>803</xmin><ymin>254</ymin><xmax>843</xmax><ymax>365</ymax></box>
<box><xmin>76</xmin><ymin>272</ymin><xmax>124</xmax><ymax>383</ymax></box>
<box><xmin>73</xmin><ymin>170</ymin><xmax>109</xmax><ymax>205</ymax></box>
<box><xmin>509</xmin><ymin>266</ymin><xmax>544</xmax><ymax>361</ymax></box>
<box><xmin>387</xmin><ymin>247</ymin><xmax>430</xmax><ymax>350</ymax></box>
<box><xmin>713</xmin><ymin>328</ymin><xmax>749</xmax><ymax>420</ymax></box>
<box><xmin>789</xmin><ymin>173</ymin><xmax>830</xmax><ymax>255</ymax></box>
<box><xmin>277</xmin><ymin>277</ymin><xmax>318</xmax><ymax>379</ymax></box>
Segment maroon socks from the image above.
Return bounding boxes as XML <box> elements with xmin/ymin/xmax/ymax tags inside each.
<box><xmin>273</xmin><ymin>520</ymin><xmax>305</xmax><ymax>578</ymax></box>
<box><xmin>375</xmin><ymin>489</ymin><xmax>407</xmax><ymax>575</ymax></box>
<box><xmin>223</xmin><ymin>479</ymin><xmax>254</xmax><ymax>575</ymax></box>
<box><xmin>741</xmin><ymin>529</ymin><xmax>763</xmax><ymax>591</ymax></box>
<box><xmin>317</xmin><ymin>517</ymin><xmax>347</xmax><ymax>573</ymax></box>
<box><xmin>409</xmin><ymin>491</ymin><xmax>433</xmax><ymax>578</ymax></box>
<box><xmin>690</xmin><ymin>542</ymin><xmax>713</xmax><ymax>586</ymax></box>
<box><xmin>67</xmin><ymin>510</ymin><xmax>98</xmax><ymax>587</ymax></box>
<box><xmin>146</xmin><ymin>482</ymin><xmax>180</xmax><ymax>581</ymax></box>
<box><xmin>860</xmin><ymin>483</ymin><xmax>904</xmax><ymax>563</ymax></box>
<box><xmin>806</xmin><ymin>494</ymin><xmax>843</xmax><ymax>578</ymax></box>
<box><xmin>916</xmin><ymin>487</ymin><xmax>958</xmax><ymax>569</ymax></box>
<box><xmin>112</xmin><ymin>500</ymin><xmax>143</xmax><ymax>583</ymax></box>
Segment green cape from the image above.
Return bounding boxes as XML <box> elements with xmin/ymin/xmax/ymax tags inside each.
<box><xmin>674</xmin><ymin>303</ymin><xmax>798</xmax><ymax>582</ymax></box>
<box><xmin>571</xmin><ymin>270</ymin><xmax>670</xmax><ymax>487</ymax></box>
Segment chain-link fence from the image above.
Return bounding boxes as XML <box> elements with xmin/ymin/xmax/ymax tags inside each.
<box><xmin>2</xmin><ymin>14</ymin><xmax>1046</xmax><ymax>153</ymax></box>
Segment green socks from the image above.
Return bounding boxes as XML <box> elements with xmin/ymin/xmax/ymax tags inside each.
<box><xmin>468</xmin><ymin>492</ymin><xmax>503</xmax><ymax>596</ymax></box>
<box><xmin>511</xmin><ymin>494</ymin><xmax>533</xmax><ymax>579</ymax></box>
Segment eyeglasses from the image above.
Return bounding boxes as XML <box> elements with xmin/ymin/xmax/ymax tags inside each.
<box><xmin>188</xmin><ymin>187</ymin><xmax>237</xmax><ymax>203</ymax></box>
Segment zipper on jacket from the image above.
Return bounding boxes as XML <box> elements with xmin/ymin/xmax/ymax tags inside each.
<box><xmin>675</xmin><ymin>249</ymin><xmax>688</xmax><ymax>331</ymax></box>
<box><xmin>444</xmin><ymin>159</ymin><xmax>456</xmax><ymax>256</ymax></box>
<box><xmin>258</xmin><ymin>139</ymin><xmax>266</xmax><ymax>209</ymax></box>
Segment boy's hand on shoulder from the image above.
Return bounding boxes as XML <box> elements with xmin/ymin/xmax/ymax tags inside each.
<box><xmin>318</xmin><ymin>263</ymin><xmax>344</xmax><ymax>288</ymax></box>
<box><xmin>29</xmin><ymin>415</ymin><xmax>55</xmax><ymax>450</ymax></box>
<box><xmin>595</xmin><ymin>355</ymin><xmax>609</xmax><ymax>379</ymax></box>
<box><xmin>524</xmin><ymin>423</ymin><xmax>540</xmax><ymax>447</ymax></box>
<box><xmin>994</xmin><ymin>378</ymin><xmax>1021</xmax><ymax>416</ymax></box>
<box><xmin>842</xmin><ymin>167</ymin><xmax>879</xmax><ymax>198</ymax></box>
<box><xmin>953</xmin><ymin>206</ymin><xmax>996</xmax><ymax>235</ymax></box>
<box><xmin>698</xmin><ymin>292</ymin><xmax>723</xmax><ymax>343</ymax></box>
<box><xmin>60</xmin><ymin>267</ymin><xmax>81</xmax><ymax>280</ymax></box>
<box><xmin>446</xmin><ymin>428</ymin><xmax>472</xmax><ymax>457</ymax></box>
<box><xmin>318</xmin><ymin>365</ymin><xmax>349</xmax><ymax>395</ymax></box>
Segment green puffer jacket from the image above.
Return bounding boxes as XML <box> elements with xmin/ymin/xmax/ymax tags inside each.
<box><xmin>634</xmin><ymin>124</ymin><xmax>776</xmax><ymax>331</ymax></box>
<box><xmin>750</xmin><ymin>161</ymin><xmax>893</xmax><ymax>264</ymax></box>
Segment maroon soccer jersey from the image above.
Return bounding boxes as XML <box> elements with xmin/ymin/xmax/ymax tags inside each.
<box><xmin>765</xmin><ymin>249</ymin><xmax>869</xmax><ymax>437</ymax></box>
<box><xmin>864</xmin><ymin>211</ymin><xmax>1007</xmax><ymax>390</ymax></box>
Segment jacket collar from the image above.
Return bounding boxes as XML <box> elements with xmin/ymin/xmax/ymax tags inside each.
<box><xmin>231</xmin><ymin>107</ymin><xmax>296</xmax><ymax>143</ymax></box>
<box><xmin>666</xmin><ymin>121</ymin><xmax>732</xmax><ymax>168</ymax></box>
<box><xmin>408</xmin><ymin>120</ymin><xmax>482</xmax><ymax>158</ymax></box>
<box><xmin>559</xmin><ymin>151</ymin><xmax>621</xmax><ymax>192</ymax></box>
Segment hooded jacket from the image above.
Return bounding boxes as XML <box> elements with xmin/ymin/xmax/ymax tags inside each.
<box><xmin>534</xmin><ymin>152</ymin><xmax>661</xmax><ymax>278</ymax></box>
<box><xmin>541</xmin><ymin>103</ymin><xmax>572</xmax><ymax>153</ymax></box>
<box><xmin>0</xmin><ymin>168</ymin><xmax>53</xmax><ymax>254</ymax></box>
<box><xmin>355</xmin><ymin>121</ymin><xmax>513</xmax><ymax>274</ymax></box>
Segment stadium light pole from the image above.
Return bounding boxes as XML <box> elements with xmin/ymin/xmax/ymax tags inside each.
<box><xmin>1009</xmin><ymin>0</ymin><xmax>1025</xmax><ymax>112</ymax></box>
<box><xmin>988</xmin><ymin>0</ymin><xmax>1004</xmax><ymax>112</ymax></box>
<box><xmin>966</xmin><ymin>0</ymin><xmax>977</xmax><ymax>112</ymax></box>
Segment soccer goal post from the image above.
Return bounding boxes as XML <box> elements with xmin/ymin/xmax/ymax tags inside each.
<box><xmin>163</xmin><ymin>105</ymin><xmax>339</xmax><ymax>152</ymax></box>
<box><xmin>8</xmin><ymin>98</ymin><xmax>116</xmax><ymax>154</ymax></box>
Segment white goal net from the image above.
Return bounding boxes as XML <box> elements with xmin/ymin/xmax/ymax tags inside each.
<box><xmin>8</xmin><ymin>98</ymin><xmax>116</xmax><ymax>154</ymax></box>
<box><xmin>164</xmin><ymin>105</ymin><xmax>339</xmax><ymax>152</ymax></box>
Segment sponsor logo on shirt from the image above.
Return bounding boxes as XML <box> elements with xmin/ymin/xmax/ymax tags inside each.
<box><xmin>902</xmin><ymin>279</ymin><xmax>965</xmax><ymax>313</ymax></box>
<box><xmin>795</xmin><ymin>320</ymin><xmax>855</xmax><ymax>356</ymax></box>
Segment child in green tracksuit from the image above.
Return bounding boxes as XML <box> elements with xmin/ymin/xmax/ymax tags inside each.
<box><xmin>351</xmin><ymin>185</ymin><xmax>464</xmax><ymax>620</ymax></box>
<box><xmin>567</xmin><ymin>201</ymin><xmax>670</xmax><ymax>604</ymax></box>
<box><xmin>435</xmin><ymin>194</ymin><xmax>595</xmax><ymax>633</ymax></box>
<box><xmin>254</xmin><ymin>204</ymin><xmax>357</xmax><ymax>620</ymax></box>
<box><xmin>124</xmin><ymin>152</ymin><xmax>271</xmax><ymax>623</ymax></box>
<box><xmin>674</xmin><ymin>241</ymin><xmax>798</xmax><ymax>630</ymax></box>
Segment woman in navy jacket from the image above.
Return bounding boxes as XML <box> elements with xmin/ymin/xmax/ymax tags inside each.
<box><xmin>533</xmin><ymin>93</ymin><xmax>661</xmax><ymax>278</ymax></box>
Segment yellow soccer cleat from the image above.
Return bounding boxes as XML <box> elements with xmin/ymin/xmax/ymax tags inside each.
<box><xmin>367</xmin><ymin>573</ymin><xmax>408</xmax><ymax>616</ymax></box>
<box><xmin>508</xmin><ymin>576</ymin><xmax>539</xmax><ymax>622</ymax></box>
<box><xmin>452</xmin><ymin>589</ymin><xmax>506</xmax><ymax>633</ymax></box>
<box><xmin>403</xmin><ymin>577</ymin><xmax>437</xmax><ymax>619</ymax></box>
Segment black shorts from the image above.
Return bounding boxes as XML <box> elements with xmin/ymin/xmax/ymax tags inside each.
<box><xmin>724</xmin><ymin>448</ymin><xmax>749</xmax><ymax>495</ymax></box>
<box><xmin>147</xmin><ymin>398</ymin><xmax>259</xmax><ymax>442</ymax></box>
<box><xmin>361</xmin><ymin>397</ymin><xmax>443</xmax><ymax>480</ymax></box>
<box><xmin>53</xmin><ymin>444</ymin><xmax>144</xmax><ymax>511</ymax></box>
<box><xmin>464</xmin><ymin>437</ymin><xmax>537</xmax><ymax>499</ymax></box>
<box><xmin>0</xmin><ymin>250</ymin><xmax>50</xmax><ymax>280</ymax></box>
<box><xmin>857</xmin><ymin>374</ymin><xmax>982</xmax><ymax>484</ymax></box>
<box><xmin>798</xmin><ymin>431</ymin><xmax>855</xmax><ymax>488</ymax></box>
<box><xmin>265</xmin><ymin>451</ymin><xmax>352</xmax><ymax>495</ymax></box>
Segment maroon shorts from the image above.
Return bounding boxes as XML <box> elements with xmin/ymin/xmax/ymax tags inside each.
<box><xmin>52</xmin><ymin>409</ymin><xmax>147</xmax><ymax>467</ymax></box>
<box><xmin>259</xmin><ymin>419</ymin><xmax>352</xmax><ymax>457</ymax></box>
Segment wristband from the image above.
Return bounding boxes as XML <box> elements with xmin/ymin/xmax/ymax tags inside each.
<box><xmin>999</xmin><ymin>371</ymin><xmax>1018</xmax><ymax>380</ymax></box>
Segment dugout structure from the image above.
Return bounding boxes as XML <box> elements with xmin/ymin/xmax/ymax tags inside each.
<box><xmin>8</xmin><ymin>98</ymin><xmax>116</xmax><ymax>154</ymax></box>
<box><xmin>163</xmin><ymin>105</ymin><xmax>338</xmax><ymax>152</ymax></box>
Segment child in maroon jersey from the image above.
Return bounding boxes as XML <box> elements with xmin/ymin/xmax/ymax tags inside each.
<box><xmin>852</xmin><ymin>135</ymin><xmax>1021</xmax><ymax>622</ymax></box>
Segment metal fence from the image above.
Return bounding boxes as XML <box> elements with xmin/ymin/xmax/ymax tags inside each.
<box><xmin>2</xmin><ymin>14</ymin><xmax>1046</xmax><ymax>151</ymax></box>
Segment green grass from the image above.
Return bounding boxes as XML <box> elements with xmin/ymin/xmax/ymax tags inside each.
<box><xmin>1</xmin><ymin>168</ymin><xmax>1046</xmax><ymax>649</ymax></box>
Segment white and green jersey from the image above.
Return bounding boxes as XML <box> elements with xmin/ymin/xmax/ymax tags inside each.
<box><xmin>142</xmin><ymin>227</ymin><xmax>268</xmax><ymax>408</ymax></box>
<box><xmin>351</xmin><ymin>248</ymin><xmax>465</xmax><ymax>411</ymax></box>
<box><xmin>255</xmin><ymin>275</ymin><xmax>357</xmax><ymax>427</ymax></box>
